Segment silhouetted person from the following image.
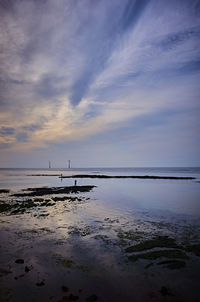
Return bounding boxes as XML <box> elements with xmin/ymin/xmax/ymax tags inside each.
<box><xmin>74</xmin><ymin>180</ymin><xmax>77</xmax><ymax>186</ymax></box>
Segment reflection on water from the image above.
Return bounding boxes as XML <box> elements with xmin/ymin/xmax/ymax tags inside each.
<box><xmin>0</xmin><ymin>168</ymin><xmax>200</xmax><ymax>301</ymax></box>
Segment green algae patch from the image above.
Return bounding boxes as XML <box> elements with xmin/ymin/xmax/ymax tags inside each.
<box><xmin>93</xmin><ymin>234</ymin><xmax>113</xmax><ymax>245</ymax></box>
<box><xmin>68</xmin><ymin>226</ymin><xmax>92</xmax><ymax>237</ymax></box>
<box><xmin>56</xmin><ymin>256</ymin><xmax>89</xmax><ymax>272</ymax></box>
<box><xmin>60</xmin><ymin>259</ymin><xmax>75</xmax><ymax>268</ymax></box>
<box><xmin>128</xmin><ymin>249</ymin><xmax>188</xmax><ymax>262</ymax></box>
<box><xmin>117</xmin><ymin>229</ymin><xmax>143</xmax><ymax>241</ymax></box>
<box><xmin>157</xmin><ymin>260</ymin><xmax>186</xmax><ymax>269</ymax></box>
<box><xmin>125</xmin><ymin>236</ymin><xmax>178</xmax><ymax>253</ymax></box>
<box><xmin>0</xmin><ymin>268</ymin><xmax>12</xmax><ymax>277</ymax></box>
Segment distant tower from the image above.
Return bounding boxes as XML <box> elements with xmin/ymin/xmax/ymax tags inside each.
<box><xmin>49</xmin><ymin>160</ymin><xmax>51</xmax><ymax>169</ymax></box>
<box><xmin>68</xmin><ymin>160</ymin><xmax>71</xmax><ymax>169</ymax></box>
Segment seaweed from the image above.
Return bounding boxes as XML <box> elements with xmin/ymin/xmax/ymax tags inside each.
<box><xmin>0</xmin><ymin>268</ymin><xmax>12</xmax><ymax>277</ymax></box>
<box><xmin>125</xmin><ymin>236</ymin><xmax>178</xmax><ymax>253</ymax></box>
<box><xmin>68</xmin><ymin>226</ymin><xmax>92</xmax><ymax>237</ymax></box>
<box><xmin>93</xmin><ymin>234</ymin><xmax>112</xmax><ymax>245</ymax></box>
<box><xmin>60</xmin><ymin>259</ymin><xmax>75</xmax><ymax>268</ymax></box>
<box><xmin>117</xmin><ymin>229</ymin><xmax>143</xmax><ymax>241</ymax></box>
<box><xmin>12</xmin><ymin>185</ymin><xmax>96</xmax><ymax>197</ymax></box>
<box><xmin>128</xmin><ymin>249</ymin><xmax>188</xmax><ymax>262</ymax></box>
<box><xmin>57</xmin><ymin>257</ymin><xmax>89</xmax><ymax>272</ymax></box>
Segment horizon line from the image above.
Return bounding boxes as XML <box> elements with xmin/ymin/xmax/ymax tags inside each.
<box><xmin>0</xmin><ymin>166</ymin><xmax>199</xmax><ymax>169</ymax></box>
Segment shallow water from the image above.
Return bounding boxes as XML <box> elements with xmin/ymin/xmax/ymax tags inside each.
<box><xmin>0</xmin><ymin>168</ymin><xmax>200</xmax><ymax>301</ymax></box>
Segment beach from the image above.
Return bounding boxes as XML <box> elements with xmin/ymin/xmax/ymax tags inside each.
<box><xmin>0</xmin><ymin>167</ymin><xmax>200</xmax><ymax>302</ymax></box>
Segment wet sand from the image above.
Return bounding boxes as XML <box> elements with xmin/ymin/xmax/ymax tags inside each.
<box><xmin>0</xmin><ymin>183</ymin><xmax>200</xmax><ymax>302</ymax></box>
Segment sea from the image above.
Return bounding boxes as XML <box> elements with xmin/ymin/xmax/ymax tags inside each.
<box><xmin>0</xmin><ymin>167</ymin><xmax>200</xmax><ymax>301</ymax></box>
<box><xmin>0</xmin><ymin>166</ymin><xmax>200</xmax><ymax>216</ymax></box>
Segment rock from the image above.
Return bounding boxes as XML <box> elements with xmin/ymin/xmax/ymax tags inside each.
<box><xmin>15</xmin><ymin>259</ymin><xmax>24</xmax><ymax>264</ymax></box>
<box><xmin>36</xmin><ymin>280</ymin><xmax>45</xmax><ymax>286</ymax></box>
<box><xmin>0</xmin><ymin>189</ymin><xmax>9</xmax><ymax>193</ymax></box>
<box><xmin>25</xmin><ymin>266</ymin><xmax>30</xmax><ymax>272</ymax></box>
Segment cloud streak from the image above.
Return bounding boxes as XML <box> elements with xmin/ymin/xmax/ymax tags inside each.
<box><xmin>0</xmin><ymin>0</ymin><xmax>199</xmax><ymax>166</ymax></box>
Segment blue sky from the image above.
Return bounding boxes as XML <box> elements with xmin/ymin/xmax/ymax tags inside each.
<box><xmin>0</xmin><ymin>0</ymin><xmax>199</xmax><ymax>168</ymax></box>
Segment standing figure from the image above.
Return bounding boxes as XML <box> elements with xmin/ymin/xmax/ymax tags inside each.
<box><xmin>74</xmin><ymin>180</ymin><xmax>77</xmax><ymax>186</ymax></box>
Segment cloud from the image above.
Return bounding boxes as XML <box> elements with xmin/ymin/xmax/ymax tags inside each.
<box><xmin>0</xmin><ymin>0</ymin><xmax>199</xmax><ymax>166</ymax></box>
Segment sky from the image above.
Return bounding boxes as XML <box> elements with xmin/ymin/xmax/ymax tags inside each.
<box><xmin>0</xmin><ymin>0</ymin><xmax>200</xmax><ymax>168</ymax></box>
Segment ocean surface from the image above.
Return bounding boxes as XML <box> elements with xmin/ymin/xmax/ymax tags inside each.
<box><xmin>0</xmin><ymin>167</ymin><xmax>200</xmax><ymax>216</ymax></box>
<box><xmin>0</xmin><ymin>167</ymin><xmax>200</xmax><ymax>301</ymax></box>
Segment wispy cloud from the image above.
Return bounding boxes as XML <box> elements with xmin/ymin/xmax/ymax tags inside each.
<box><xmin>0</xmin><ymin>0</ymin><xmax>199</xmax><ymax>166</ymax></box>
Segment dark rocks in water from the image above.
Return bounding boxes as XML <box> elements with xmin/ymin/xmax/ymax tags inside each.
<box><xmin>0</xmin><ymin>203</ymin><xmax>13</xmax><ymax>213</ymax></box>
<box><xmin>25</xmin><ymin>266</ymin><xmax>32</xmax><ymax>273</ymax></box>
<box><xmin>5</xmin><ymin>199</ymin><xmax>37</xmax><ymax>215</ymax></box>
<box><xmin>38</xmin><ymin>213</ymin><xmax>49</xmax><ymax>217</ymax></box>
<box><xmin>160</xmin><ymin>286</ymin><xmax>173</xmax><ymax>296</ymax></box>
<box><xmin>157</xmin><ymin>260</ymin><xmax>186</xmax><ymax>269</ymax></box>
<box><xmin>59</xmin><ymin>174</ymin><xmax>195</xmax><ymax>180</ymax></box>
<box><xmin>86</xmin><ymin>294</ymin><xmax>98</xmax><ymax>301</ymax></box>
<box><xmin>36</xmin><ymin>280</ymin><xmax>45</xmax><ymax>286</ymax></box>
<box><xmin>61</xmin><ymin>286</ymin><xmax>69</xmax><ymax>292</ymax></box>
<box><xmin>0</xmin><ymin>189</ymin><xmax>9</xmax><ymax>193</ymax></box>
<box><xmin>52</xmin><ymin>196</ymin><xmax>78</xmax><ymax>202</ymax></box>
<box><xmin>27</xmin><ymin>174</ymin><xmax>61</xmax><ymax>176</ymax></box>
<box><xmin>15</xmin><ymin>259</ymin><xmax>24</xmax><ymax>264</ymax></box>
<box><xmin>186</xmin><ymin>244</ymin><xmax>200</xmax><ymax>256</ymax></box>
<box><xmin>145</xmin><ymin>263</ymin><xmax>154</xmax><ymax>269</ymax></box>
<box><xmin>0</xmin><ymin>191</ymin><xmax>87</xmax><ymax>215</ymax></box>
<box><xmin>12</xmin><ymin>185</ymin><xmax>96</xmax><ymax>197</ymax></box>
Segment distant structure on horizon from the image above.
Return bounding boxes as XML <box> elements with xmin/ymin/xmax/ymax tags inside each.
<box><xmin>49</xmin><ymin>160</ymin><xmax>51</xmax><ymax>169</ymax></box>
<box><xmin>68</xmin><ymin>160</ymin><xmax>71</xmax><ymax>169</ymax></box>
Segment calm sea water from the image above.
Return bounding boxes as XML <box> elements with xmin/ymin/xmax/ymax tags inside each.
<box><xmin>0</xmin><ymin>167</ymin><xmax>200</xmax><ymax>217</ymax></box>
